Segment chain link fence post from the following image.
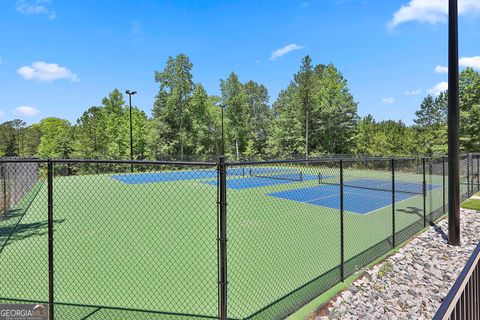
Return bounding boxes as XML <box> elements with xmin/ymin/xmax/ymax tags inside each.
<box><xmin>422</xmin><ymin>158</ymin><xmax>427</xmax><ymax>227</ymax></box>
<box><xmin>218</xmin><ymin>156</ymin><xmax>228</xmax><ymax>320</ymax></box>
<box><xmin>47</xmin><ymin>160</ymin><xmax>55</xmax><ymax>320</ymax></box>
<box><xmin>391</xmin><ymin>158</ymin><xmax>396</xmax><ymax>248</ymax></box>
<box><xmin>1</xmin><ymin>164</ymin><xmax>7</xmax><ymax>216</ymax></box>
<box><xmin>471</xmin><ymin>154</ymin><xmax>475</xmax><ymax>194</ymax></box>
<box><xmin>443</xmin><ymin>156</ymin><xmax>446</xmax><ymax>215</ymax></box>
<box><xmin>477</xmin><ymin>155</ymin><xmax>480</xmax><ymax>192</ymax></box>
<box><xmin>467</xmin><ymin>154</ymin><xmax>471</xmax><ymax>197</ymax></box>
<box><xmin>340</xmin><ymin>159</ymin><xmax>344</xmax><ymax>282</ymax></box>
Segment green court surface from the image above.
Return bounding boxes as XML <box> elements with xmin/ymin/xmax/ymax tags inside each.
<box><xmin>0</xmin><ymin>165</ymin><xmax>454</xmax><ymax>319</ymax></box>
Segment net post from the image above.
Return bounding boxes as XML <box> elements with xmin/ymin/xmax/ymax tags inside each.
<box><xmin>217</xmin><ymin>156</ymin><xmax>228</xmax><ymax>320</ymax></box>
<box><xmin>47</xmin><ymin>159</ymin><xmax>55</xmax><ymax>320</ymax></box>
<box><xmin>391</xmin><ymin>158</ymin><xmax>395</xmax><ymax>248</ymax></box>
<box><xmin>443</xmin><ymin>156</ymin><xmax>446</xmax><ymax>215</ymax></box>
<box><xmin>423</xmin><ymin>157</ymin><xmax>427</xmax><ymax>227</ymax></box>
<box><xmin>340</xmin><ymin>159</ymin><xmax>345</xmax><ymax>282</ymax></box>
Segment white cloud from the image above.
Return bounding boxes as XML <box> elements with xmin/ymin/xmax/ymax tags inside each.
<box><xmin>16</xmin><ymin>0</ymin><xmax>56</xmax><ymax>19</ymax></box>
<box><xmin>17</xmin><ymin>61</ymin><xmax>79</xmax><ymax>82</ymax></box>
<box><xmin>382</xmin><ymin>97</ymin><xmax>395</xmax><ymax>104</ymax></box>
<box><xmin>405</xmin><ymin>89</ymin><xmax>422</xmax><ymax>96</ymax></box>
<box><xmin>14</xmin><ymin>106</ymin><xmax>40</xmax><ymax>116</ymax></box>
<box><xmin>389</xmin><ymin>0</ymin><xmax>480</xmax><ymax>28</ymax></box>
<box><xmin>460</xmin><ymin>56</ymin><xmax>480</xmax><ymax>70</ymax></box>
<box><xmin>0</xmin><ymin>110</ymin><xmax>4</xmax><ymax>118</ymax></box>
<box><xmin>427</xmin><ymin>81</ymin><xmax>448</xmax><ymax>96</ymax></box>
<box><xmin>431</xmin><ymin>57</ymin><xmax>480</xmax><ymax>74</ymax></box>
<box><xmin>270</xmin><ymin>44</ymin><xmax>303</xmax><ymax>61</ymax></box>
<box><xmin>435</xmin><ymin>65</ymin><xmax>448</xmax><ymax>73</ymax></box>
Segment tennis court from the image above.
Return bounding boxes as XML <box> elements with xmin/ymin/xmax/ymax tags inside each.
<box><xmin>0</xmin><ymin>157</ymin><xmax>464</xmax><ymax>319</ymax></box>
<box><xmin>269</xmin><ymin>179</ymin><xmax>441</xmax><ymax>214</ymax></box>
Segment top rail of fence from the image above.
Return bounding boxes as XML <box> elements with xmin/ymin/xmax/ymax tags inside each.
<box><xmin>226</xmin><ymin>156</ymin><xmax>447</xmax><ymax>167</ymax></box>
<box><xmin>0</xmin><ymin>158</ymin><xmax>217</xmax><ymax>167</ymax></box>
<box><xmin>1</xmin><ymin>154</ymin><xmax>474</xmax><ymax>167</ymax></box>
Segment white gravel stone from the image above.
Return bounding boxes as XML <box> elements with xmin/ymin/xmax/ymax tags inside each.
<box><xmin>313</xmin><ymin>208</ymin><xmax>480</xmax><ymax>320</ymax></box>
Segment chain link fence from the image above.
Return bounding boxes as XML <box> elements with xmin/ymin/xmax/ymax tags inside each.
<box><xmin>0</xmin><ymin>155</ymin><xmax>478</xmax><ymax>320</ymax></box>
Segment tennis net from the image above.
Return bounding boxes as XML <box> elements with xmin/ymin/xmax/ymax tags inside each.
<box><xmin>318</xmin><ymin>175</ymin><xmax>426</xmax><ymax>195</ymax></box>
<box><xmin>249</xmin><ymin>168</ymin><xmax>303</xmax><ymax>182</ymax></box>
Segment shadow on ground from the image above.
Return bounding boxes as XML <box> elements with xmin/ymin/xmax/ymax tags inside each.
<box><xmin>0</xmin><ymin>209</ymin><xmax>64</xmax><ymax>252</ymax></box>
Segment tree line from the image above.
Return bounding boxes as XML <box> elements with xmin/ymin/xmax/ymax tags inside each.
<box><xmin>1</xmin><ymin>54</ymin><xmax>479</xmax><ymax>161</ymax></box>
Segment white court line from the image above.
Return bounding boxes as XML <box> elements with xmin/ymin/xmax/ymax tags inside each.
<box><xmin>303</xmin><ymin>193</ymin><xmax>340</xmax><ymax>204</ymax></box>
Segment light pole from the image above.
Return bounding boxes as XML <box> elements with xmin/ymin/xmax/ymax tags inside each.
<box><xmin>448</xmin><ymin>0</ymin><xmax>460</xmax><ymax>246</ymax></box>
<box><xmin>125</xmin><ymin>90</ymin><xmax>137</xmax><ymax>173</ymax></box>
<box><xmin>218</xmin><ymin>104</ymin><xmax>225</xmax><ymax>156</ymax></box>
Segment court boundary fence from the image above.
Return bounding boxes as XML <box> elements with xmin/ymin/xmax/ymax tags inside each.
<box><xmin>0</xmin><ymin>154</ymin><xmax>479</xmax><ymax>320</ymax></box>
<box><xmin>433</xmin><ymin>241</ymin><xmax>480</xmax><ymax>320</ymax></box>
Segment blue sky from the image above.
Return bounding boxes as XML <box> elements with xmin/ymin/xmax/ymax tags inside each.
<box><xmin>0</xmin><ymin>0</ymin><xmax>479</xmax><ymax>125</ymax></box>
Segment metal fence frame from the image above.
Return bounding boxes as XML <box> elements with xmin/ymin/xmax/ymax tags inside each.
<box><xmin>433</xmin><ymin>241</ymin><xmax>480</xmax><ymax>320</ymax></box>
<box><xmin>1</xmin><ymin>154</ymin><xmax>479</xmax><ymax>320</ymax></box>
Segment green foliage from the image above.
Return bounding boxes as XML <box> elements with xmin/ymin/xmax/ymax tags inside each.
<box><xmin>152</xmin><ymin>54</ymin><xmax>195</xmax><ymax>158</ymax></box>
<box><xmin>267</xmin><ymin>87</ymin><xmax>305</xmax><ymax>157</ymax></box>
<box><xmin>102</xmin><ymin>89</ymin><xmax>129</xmax><ymax>159</ymax></box>
<box><xmin>311</xmin><ymin>64</ymin><xmax>358</xmax><ymax>154</ymax></box>
<box><xmin>37</xmin><ymin>118</ymin><xmax>72</xmax><ymax>159</ymax></box>
<box><xmin>21</xmin><ymin>124</ymin><xmax>42</xmax><ymax>157</ymax></box>
<box><xmin>4</xmin><ymin>55</ymin><xmax>480</xmax><ymax>161</ymax></box>
<box><xmin>355</xmin><ymin>116</ymin><xmax>416</xmax><ymax>156</ymax></box>
<box><xmin>187</xmin><ymin>84</ymin><xmax>217</xmax><ymax>156</ymax></box>
<box><xmin>0</xmin><ymin>119</ymin><xmax>29</xmax><ymax>157</ymax></box>
<box><xmin>220</xmin><ymin>72</ymin><xmax>249</xmax><ymax>160</ymax></box>
<box><xmin>72</xmin><ymin>90</ymin><xmax>150</xmax><ymax>161</ymax></box>
<box><xmin>413</xmin><ymin>94</ymin><xmax>447</xmax><ymax>155</ymax></box>
<box><xmin>459</xmin><ymin>68</ymin><xmax>480</xmax><ymax>152</ymax></box>
<box><xmin>268</xmin><ymin>58</ymin><xmax>358</xmax><ymax>158</ymax></box>
<box><xmin>72</xmin><ymin>106</ymin><xmax>109</xmax><ymax>159</ymax></box>
<box><xmin>244</xmin><ymin>80</ymin><xmax>271</xmax><ymax>159</ymax></box>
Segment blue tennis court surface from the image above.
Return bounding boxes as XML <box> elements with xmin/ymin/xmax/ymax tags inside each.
<box><xmin>268</xmin><ymin>180</ymin><xmax>440</xmax><ymax>214</ymax></box>
<box><xmin>112</xmin><ymin>167</ymin><xmax>307</xmax><ymax>185</ymax></box>
<box><xmin>203</xmin><ymin>174</ymin><xmax>324</xmax><ymax>190</ymax></box>
<box><xmin>112</xmin><ymin>168</ymin><xmax>258</xmax><ymax>184</ymax></box>
<box><xmin>341</xmin><ymin>179</ymin><xmax>439</xmax><ymax>194</ymax></box>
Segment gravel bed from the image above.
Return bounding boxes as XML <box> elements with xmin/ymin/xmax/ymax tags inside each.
<box><xmin>313</xmin><ymin>208</ymin><xmax>480</xmax><ymax>320</ymax></box>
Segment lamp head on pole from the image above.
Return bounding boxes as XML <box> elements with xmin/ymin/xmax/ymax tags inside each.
<box><xmin>125</xmin><ymin>90</ymin><xmax>137</xmax><ymax>95</ymax></box>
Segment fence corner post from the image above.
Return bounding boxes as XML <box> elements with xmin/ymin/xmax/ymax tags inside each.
<box><xmin>391</xmin><ymin>158</ymin><xmax>395</xmax><ymax>248</ymax></box>
<box><xmin>47</xmin><ymin>160</ymin><xmax>54</xmax><ymax>320</ymax></box>
<box><xmin>217</xmin><ymin>156</ymin><xmax>228</xmax><ymax>320</ymax></box>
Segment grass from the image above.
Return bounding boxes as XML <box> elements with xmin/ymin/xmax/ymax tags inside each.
<box><xmin>462</xmin><ymin>192</ymin><xmax>480</xmax><ymax>210</ymax></box>
<box><xmin>0</xmin><ymin>164</ymin><xmax>452</xmax><ymax>319</ymax></box>
<box><xmin>377</xmin><ymin>261</ymin><xmax>393</xmax><ymax>279</ymax></box>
